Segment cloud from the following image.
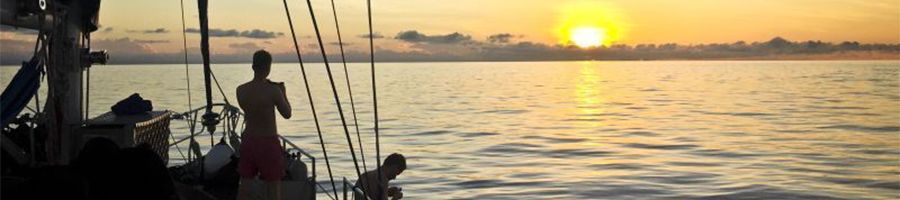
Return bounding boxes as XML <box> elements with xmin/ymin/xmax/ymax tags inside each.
<box><xmin>0</xmin><ymin>25</ymin><xmax>38</xmax><ymax>35</ymax></box>
<box><xmin>487</xmin><ymin>33</ymin><xmax>519</xmax><ymax>43</ymax></box>
<box><xmin>228</xmin><ymin>42</ymin><xmax>260</xmax><ymax>51</ymax></box>
<box><xmin>358</xmin><ymin>33</ymin><xmax>385</xmax><ymax>39</ymax></box>
<box><xmin>184</xmin><ymin>28</ymin><xmax>283</xmax><ymax>39</ymax></box>
<box><xmin>128</xmin><ymin>28</ymin><xmax>169</xmax><ymax>34</ymax></box>
<box><xmin>4</xmin><ymin>30</ymin><xmax>894</xmax><ymax>65</ymax></box>
<box><xmin>241</xmin><ymin>29</ymin><xmax>284</xmax><ymax>39</ymax></box>
<box><xmin>394</xmin><ymin>30</ymin><xmax>472</xmax><ymax>44</ymax></box>
<box><xmin>185</xmin><ymin>28</ymin><xmax>236</xmax><ymax>37</ymax></box>
<box><xmin>92</xmin><ymin>37</ymin><xmax>159</xmax><ymax>54</ymax></box>
<box><xmin>328</xmin><ymin>42</ymin><xmax>352</xmax><ymax>46</ymax></box>
<box><xmin>1</xmin><ymin>38</ymin><xmax>36</xmax><ymax>62</ymax></box>
<box><xmin>1</xmin><ymin>37</ymin><xmax>180</xmax><ymax>65</ymax></box>
<box><xmin>134</xmin><ymin>39</ymin><xmax>170</xmax><ymax>44</ymax></box>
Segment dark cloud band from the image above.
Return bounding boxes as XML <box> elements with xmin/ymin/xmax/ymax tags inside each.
<box><xmin>358</xmin><ymin>33</ymin><xmax>385</xmax><ymax>39</ymax></box>
<box><xmin>134</xmin><ymin>39</ymin><xmax>170</xmax><ymax>44</ymax></box>
<box><xmin>395</xmin><ymin>30</ymin><xmax>472</xmax><ymax>44</ymax></box>
<box><xmin>184</xmin><ymin>28</ymin><xmax>284</xmax><ymax>39</ymax></box>
<box><xmin>487</xmin><ymin>33</ymin><xmax>519</xmax><ymax>43</ymax></box>
<box><xmin>127</xmin><ymin>28</ymin><xmax>169</xmax><ymax>34</ymax></box>
<box><xmin>0</xmin><ymin>25</ymin><xmax>38</xmax><ymax>35</ymax></box>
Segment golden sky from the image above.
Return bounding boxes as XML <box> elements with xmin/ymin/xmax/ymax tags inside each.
<box><xmin>4</xmin><ymin>0</ymin><xmax>899</xmax><ymax>61</ymax></box>
<box><xmin>97</xmin><ymin>0</ymin><xmax>899</xmax><ymax>44</ymax></box>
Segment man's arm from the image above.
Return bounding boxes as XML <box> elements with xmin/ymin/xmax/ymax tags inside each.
<box><xmin>359</xmin><ymin>173</ymin><xmax>390</xmax><ymax>200</ymax></box>
<box><xmin>274</xmin><ymin>82</ymin><xmax>292</xmax><ymax>119</ymax></box>
<box><xmin>387</xmin><ymin>187</ymin><xmax>403</xmax><ymax>200</ymax></box>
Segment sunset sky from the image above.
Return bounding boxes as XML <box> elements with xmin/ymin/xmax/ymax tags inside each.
<box><xmin>2</xmin><ymin>0</ymin><xmax>899</xmax><ymax>63</ymax></box>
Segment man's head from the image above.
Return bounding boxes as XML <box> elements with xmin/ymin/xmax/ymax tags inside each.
<box><xmin>383</xmin><ymin>153</ymin><xmax>406</xmax><ymax>180</ymax></box>
<box><xmin>252</xmin><ymin>50</ymin><xmax>272</xmax><ymax>78</ymax></box>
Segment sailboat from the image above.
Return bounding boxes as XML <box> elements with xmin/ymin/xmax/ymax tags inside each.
<box><xmin>0</xmin><ymin>0</ymin><xmax>382</xmax><ymax>199</ymax></box>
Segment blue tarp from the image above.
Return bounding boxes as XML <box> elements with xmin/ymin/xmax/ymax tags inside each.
<box><xmin>1</xmin><ymin>58</ymin><xmax>43</xmax><ymax>126</ymax></box>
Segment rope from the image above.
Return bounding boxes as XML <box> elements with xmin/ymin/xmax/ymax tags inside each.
<box><xmin>304</xmin><ymin>0</ymin><xmax>366</xmax><ymax>198</ymax></box>
<box><xmin>209</xmin><ymin>70</ymin><xmax>231</xmax><ymax>105</ymax></box>
<box><xmin>317</xmin><ymin>183</ymin><xmax>337</xmax><ymax>200</ymax></box>
<box><xmin>83</xmin><ymin>34</ymin><xmax>91</xmax><ymax>121</ymax></box>
<box><xmin>32</xmin><ymin>31</ymin><xmax>46</xmax><ymax>115</ymax></box>
<box><xmin>280</xmin><ymin>0</ymin><xmax>339</xmax><ymax>198</ymax></box>
<box><xmin>85</xmin><ymin>32</ymin><xmax>93</xmax><ymax>121</ymax></box>
<box><xmin>85</xmin><ymin>63</ymin><xmax>90</xmax><ymax>120</ymax></box>
<box><xmin>366</xmin><ymin>0</ymin><xmax>385</xmax><ymax>191</ymax></box>
<box><xmin>329</xmin><ymin>0</ymin><xmax>368</xmax><ymax>174</ymax></box>
<box><xmin>30</xmin><ymin>29</ymin><xmax>47</xmax><ymax>166</ymax></box>
<box><xmin>179</xmin><ymin>0</ymin><xmax>193</xmax><ymax>112</ymax></box>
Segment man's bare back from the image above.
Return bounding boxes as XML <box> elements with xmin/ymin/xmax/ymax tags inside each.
<box><xmin>236</xmin><ymin>79</ymin><xmax>291</xmax><ymax>137</ymax></box>
<box><xmin>237</xmin><ymin>50</ymin><xmax>290</xmax><ymax>200</ymax></box>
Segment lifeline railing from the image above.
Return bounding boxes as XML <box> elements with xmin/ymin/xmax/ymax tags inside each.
<box><xmin>170</xmin><ymin>103</ymin><xmax>240</xmax><ymax>162</ymax></box>
<box><xmin>343</xmin><ymin>177</ymin><xmax>370</xmax><ymax>200</ymax></box>
<box><xmin>169</xmin><ymin>103</ymin><xmax>333</xmax><ymax>200</ymax></box>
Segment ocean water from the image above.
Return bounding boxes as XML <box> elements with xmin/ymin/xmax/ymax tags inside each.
<box><xmin>2</xmin><ymin>60</ymin><xmax>899</xmax><ymax>199</ymax></box>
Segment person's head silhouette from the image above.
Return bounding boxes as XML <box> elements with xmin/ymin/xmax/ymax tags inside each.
<box><xmin>252</xmin><ymin>50</ymin><xmax>272</xmax><ymax>78</ymax></box>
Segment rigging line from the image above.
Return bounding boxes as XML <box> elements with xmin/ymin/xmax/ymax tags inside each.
<box><xmin>366</xmin><ymin>0</ymin><xmax>384</xmax><ymax>190</ymax></box>
<box><xmin>179</xmin><ymin>0</ymin><xmax>193</xmax><ymax>112</ymax></box>
<box><xmin>79</xmin><ymin>35</ymin><xmax>86</xmax><ymax>121</ymax></box>
<box><xmin>85</xmin><ymin>59</ymin><xmax>90</xmax><ymax>120</ymax></box>
<box><xmin>329</xmin><ymin>0</ymin><xmax>368</xmax><ymax>173</ymax></box>
<box><xmin>33</xmin><ymin>33</ymin><xmax>45</xmax><ymax>117</ymax></box>
<box><xmin>304</xmin><ymin>0</ymin><xmax>367</xmax><ymax>198</ymax></box>
<box><xmin>316</xmin><ymin>183</ymin><xmax>336</xmax><ymax>200</ymax></box>
<box><xmin>32</xmin><ymin>31</ymin><xmax>46</xmax><ymax>115</ymax></box>
<box><xmin>24</xmin><ymin>106</ymin><xmax>36</xmax><ymax>113</ymax></box>
<box><xmin>280</xmin><ymin>0</ymin><xmax>339</xmax><ymax>198</ymax></box>
<box><xmin>79</xmin><ymin>36</ymin><xmax>84</xmax><ymax>121</ymax></box>
<box><xmin>85</xmin><ymin>34</ymin><xmax>91</xmax><ymax>120</ymax></box>
<box><xmin>208</xmin><ymin>69</ymin><xmax>231</xmax><ymax>105</ymax></box>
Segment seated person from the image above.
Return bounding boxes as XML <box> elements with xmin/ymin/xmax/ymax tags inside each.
<box><xmin>356</xmin><ymin>153</ymin><xmax>407</xmax><ymax>200</ymax></box>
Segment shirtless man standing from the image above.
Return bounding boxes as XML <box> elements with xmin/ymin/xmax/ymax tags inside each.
<box><xmin>236</xmin><ymin>50</ymin><xmax>292</xmax><ymax>200</ymax></box>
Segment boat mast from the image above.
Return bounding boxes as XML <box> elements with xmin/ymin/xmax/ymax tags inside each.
<box><xmin>197</xmin><ymin>0</ymin><xmax>213</xmax><ymax>115</ymax></box>
<box><xmin>1</xmin><ymin>0</ymin><xmax>105</xmax><ymax>164</ymax></box>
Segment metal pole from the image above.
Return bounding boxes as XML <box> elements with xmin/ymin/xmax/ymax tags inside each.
<box><xmin>198</xmin><ymin>0</ymin><xmax>213</xmax><ymax>113</ymax></box>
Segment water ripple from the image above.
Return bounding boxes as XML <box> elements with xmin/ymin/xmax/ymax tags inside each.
<box><xmin>406</xmin><ymin>131</ymin><xmax>450</xmax><ymax>138</ymax></box>
<box><xmin>521</xmin><ymin>135</ymin><xmax>587</xmax><ymax>143</ymax></box>
<box><xmin>19</xmin><ymin>61</ymin><xmax>899</xmax><ymax>199</ymax></box>
<box><xmin>817</xmin><ymin>125</ymin><xmax>900</xmax><ymax>132</ymax></box>
<box><xmin>479</xmin><ymin>143</ymin><xmax>613</xmax><ymax>158</ymax></box>
<box><xmin>698</xmin><ymin>184</ymin><xmax>849</xmax><ymax>200</ymax></box>
<box><xmin>623</xmin><ymin>143</ymin><xmax>700</xmax><ymax>150</ymax></box>
<box><xmin>457</xmin><ymin>132</ymin><xmax>500</xmax><ymax>138</ymax></box>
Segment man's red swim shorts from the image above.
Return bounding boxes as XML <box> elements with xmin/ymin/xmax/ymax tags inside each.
<box><xmin>238</xmin><ymin>135</ymin><xmax>285</xmax><ymax>181</ymax></box>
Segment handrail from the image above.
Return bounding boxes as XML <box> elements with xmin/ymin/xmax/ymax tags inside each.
<box><xmin>170</xmin><ymin>103</ymin><xmax>241</xmax><ymax>147</ymax></box>
<box><xmin>280</xmin><ymin>135</ymin><xmax>316</xmax><ymax>180</ymax></box>
<box><xmin>170</xmin><ymin>102</ymin><xmax>333</xmax><ymax>199</ymax></box>
<box><xmin>173</xmin><ymin>103</ymin><xmax>242</xmax><ymax>119</ymax></box>
<box><xmin>169</xmin><ymin>130</ymin><xmax>205</xmax><ymax>147</ymax></box>
<box><xmin>343</xmin><ymin>177</ymin><xmax>369</xmax><ymax>200</ymax></box>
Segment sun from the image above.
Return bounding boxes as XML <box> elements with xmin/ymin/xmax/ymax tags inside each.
<box><xmin>556</xmin><ymin>1</ymin><xmax>626</xmax><ymax>48</ymax></box>
<box><xmin>569</xmin><ymin>27</ymin><xmax>607</xmax><ymax>48</ymax></box>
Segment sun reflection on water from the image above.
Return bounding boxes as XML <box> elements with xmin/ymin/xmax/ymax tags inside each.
<box><xmin>574</xmin><ymin>62</ymin><xmax>607</xmax><ymax>127</ymax></box>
